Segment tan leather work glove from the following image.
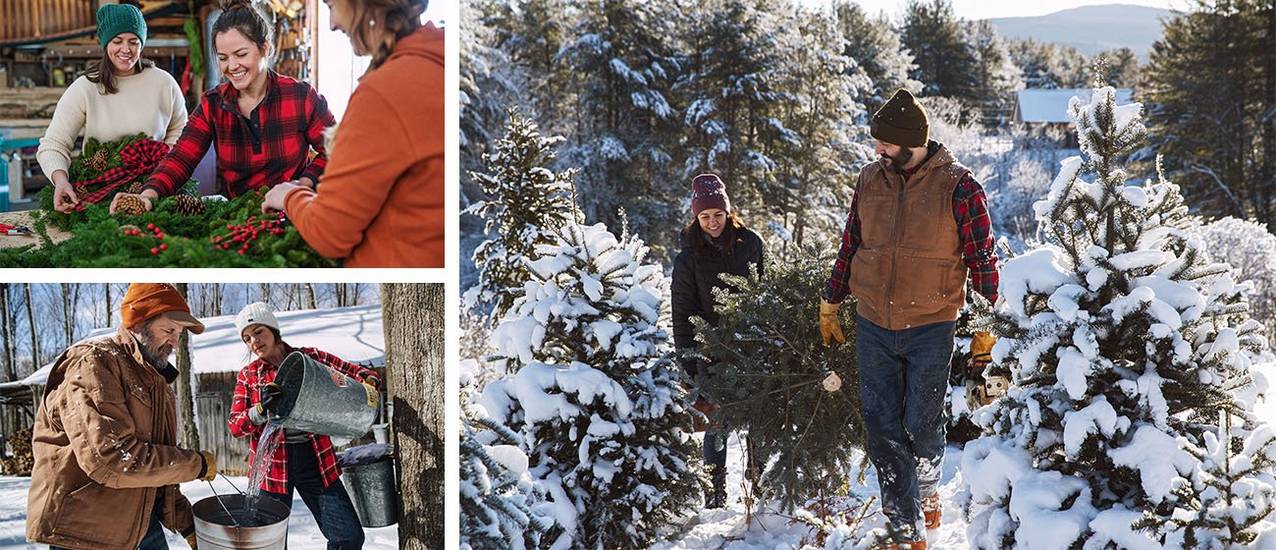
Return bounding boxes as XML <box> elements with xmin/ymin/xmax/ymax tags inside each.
<box><xmin>819</xmin><ymin>299</ymin><xmax>846</xmax><ymax>346</ymax></box>
<box><xmin>198</xmin><ymin>450</ymin><xmax>218</xmax><ymax>482</ymax></box>
<box><xmin>185</xmin><ymin>532</ymin><xmax>199</xmax><ymax>549</ymax></box>
<box><xmin>970</xmin><ymin>331</ymin><xmax>996</xmax><ymax>365</ymax></box>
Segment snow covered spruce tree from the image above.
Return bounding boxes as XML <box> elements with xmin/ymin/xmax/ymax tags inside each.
<box><xmin>460</xmin><ymin>396</ymin><xmax>553</xmax><ymax>550</ymax></box>
<box><xmin>695</xmin><ymin>247</ymin><xmax>866</xmax><ymax>512</ymax></box>
<box><xmin>478</xmin><ymin>221</ymin><xmax>702</xmax><ymax>549</ymax></box>
<box><xmin>959</xmin><ymin>87</ymin><xmax>1276</xmax><ymax>548</ymax></box>
<box><xmin>467</xmin><ymin>110</ymin><xmax>578</xmax><ymax>322</ymax></box>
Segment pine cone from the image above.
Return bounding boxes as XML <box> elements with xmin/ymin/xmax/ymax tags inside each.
<box><xmin>88</xmin><ymin>149</ymin><xmax>109</xmax><ymax>172</ymax></box>
<box><xmin>126</xmin><ymin>181</ymin><xmax>145</xmax><ymax>195</ymax></box>
<box><xmin>113</xmin><ymin>194</ymin><xmax>149</xmax><ymax>216</ymax></box>
<box><xmin>172</xmin><ymin>194</ymin><xmax>206</xmax><ymax>216</ymax></box>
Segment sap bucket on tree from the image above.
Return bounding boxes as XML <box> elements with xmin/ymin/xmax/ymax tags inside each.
<box><xmin>339</xmin><ymin>443</ymin><xmax>399</xmax><ymax>528</ymax></box>
<box><xmin>273</xmin><ymin>351</ymin><xmax>377</xmax><ymax>439</ymax></box>
<box><xmin>192</xmin><ymin>494</ymin><xmax>290</xmax><ymax>550</ymax></box>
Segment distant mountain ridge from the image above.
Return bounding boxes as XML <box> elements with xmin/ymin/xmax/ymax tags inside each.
<box><xmin>985</xmin><ymin>4</ymin><xmax>1178</xmax><ymax>58</ymax></box>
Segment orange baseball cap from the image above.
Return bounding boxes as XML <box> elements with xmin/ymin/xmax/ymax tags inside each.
<box><xmin>120</xmin><ymin>283</ymin><xmax>205</xmax><ymax>334</ymax></box>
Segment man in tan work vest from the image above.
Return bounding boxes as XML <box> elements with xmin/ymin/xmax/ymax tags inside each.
<box><xmin>819</xmin><ymin>89</ymin><xmax>1000</xmax><ymax>550</ymax></box>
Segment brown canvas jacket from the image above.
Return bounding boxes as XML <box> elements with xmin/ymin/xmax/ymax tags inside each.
<box><xmin>850</xmin><ymin>144</ymin><xmax>972</xmax><ymax>330</ymax></box>
<box><xmin>27</xmin><ymin>327</ymin><xmax>204</xmax><ymax>550</ymax></box>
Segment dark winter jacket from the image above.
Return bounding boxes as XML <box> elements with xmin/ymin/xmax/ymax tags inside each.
<box><xmin>671</xmin><ymin>222</ymin><xmax>765</xmax><ymax>376</ymax></box>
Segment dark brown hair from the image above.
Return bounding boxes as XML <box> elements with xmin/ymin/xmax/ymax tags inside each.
<box><xmin>346</xmin><ymin>0</ymin><xmax>428</xmax><ymax>72</ymax></box>
<box><xmin>85</xmin><ymin>39</ymin><xmax>154</xmax><ymax>95</ymax></box>
<box><xmin>682</xmin><ymin>212</ymin><xmax>746</xmax><ymax>257</ymax></box>
<box><xmin>213</xmin><ymin>0</ymin><xmax>273</xmax><ymax>53</ymax></box>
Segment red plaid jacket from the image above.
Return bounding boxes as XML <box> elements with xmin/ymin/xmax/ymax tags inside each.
<box><xmin>227</xmin><ymin>345</ymin><xmax>380</xmax><ymax>494</ymax></box>
<box><xmin>825</xmin><ymin>156</ymin><xmax>1000</xmax><ymax>305</ymax></box>
<box><xmin>144</xmin><ymin>71</ymin><xmax>335</xmax><ymax>198</ymax></box>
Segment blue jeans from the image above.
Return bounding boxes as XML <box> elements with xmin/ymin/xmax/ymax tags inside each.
<box><xmin>262</xmin><ymin>442</ymin><xmax>365</xmax><ymax>550</ymax></box>
<box><xmin>50</xmin><ymin>494</ymin><xmax>168</xmax><ymax>550</ymax></box>
<box><xmin>856</xmin><ymin>316</ymin><xmax>955</xmax><ymax>540</ymax></box>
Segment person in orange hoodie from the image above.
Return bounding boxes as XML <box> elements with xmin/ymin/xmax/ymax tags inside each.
<box><xmin>261</xmin><ymin>0</ymin><xmax>443</xmax><ymax>268</ymax></box>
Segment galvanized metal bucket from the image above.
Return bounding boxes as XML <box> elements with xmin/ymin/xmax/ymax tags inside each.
<box><xmin>192</xmin><ymin>494</ymin><xmax>290</xmax><ymax>550</ymax></box>
<box><xmin>339</xmin><ymin>444</ymin><xmax>399</xmax><ymax>528</ymax></box>
<box><xmin>274</xmin><ymin>351</ymin><xmax>376</xmax><ymax>440</ymax></box>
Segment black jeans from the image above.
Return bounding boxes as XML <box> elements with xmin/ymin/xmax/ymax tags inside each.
<box><xmin>261</xmin><ymin>442</ymin><xmax>365</xmax><ymax>550</ymax></box>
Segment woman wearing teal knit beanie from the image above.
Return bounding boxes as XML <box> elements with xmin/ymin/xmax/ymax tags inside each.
<box><xmin>36</xmin><ymin>2</ymin><xmax>189</xmax><ymax>213</ymax></box>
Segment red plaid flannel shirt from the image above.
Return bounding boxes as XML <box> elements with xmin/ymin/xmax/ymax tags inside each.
<box><xmin>227</xmin><ymin>345</ymin><xmax>381</xmax><ymax>494</ymax></box>
<box><xmin>144</xmin><ymin>71</ymin><xmax>335</xmax><ymax>198</ymax></box>
<box><xmin>824</xmin><ymin>160</ymin><xmax>1000</xmax><ymax>305</ymax></box>
<box><xmin>73</xmin><ymin>139</ymin><xmax>170</xmax><ymax>208</ymax></box>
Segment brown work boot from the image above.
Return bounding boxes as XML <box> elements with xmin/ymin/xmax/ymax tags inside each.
<box><xmin>921</xmin><ymin>491</ymin><xmax>941</xmax><ymax>530</ymax></box>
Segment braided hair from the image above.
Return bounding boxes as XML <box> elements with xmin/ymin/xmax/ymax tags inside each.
<box><xmin>346</xmin><ymin>0</ymin><xmax>427</xmax><ymax>72</ymax></box>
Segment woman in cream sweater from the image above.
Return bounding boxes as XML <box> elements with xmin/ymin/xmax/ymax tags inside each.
<box><xmin>36</xmin><ymin>3</ymin><xmax>187</xmax><ymax>213</ymax></box>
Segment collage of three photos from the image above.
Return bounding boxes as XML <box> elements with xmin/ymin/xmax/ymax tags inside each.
<box><xmin>4</xmin><ymin>0</ymin><xmax>1276</xmax><ymax>549</ymax></box>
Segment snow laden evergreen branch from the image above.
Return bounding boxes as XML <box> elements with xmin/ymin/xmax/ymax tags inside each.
<box><xmin>960</xmin><ymin>87</ymin><xmax>1276</xmax><ymax>549</ymax></box>
<box><xmin>460</xmin><ymin>398</ymin><xmax>553</xmax><ymax>550</ymax></box>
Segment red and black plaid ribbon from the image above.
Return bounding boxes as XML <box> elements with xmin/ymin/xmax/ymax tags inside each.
<box><xmin>73</xmin><ymin>139</ymin><xmax>171</xmax><ymax>210</ymax></box>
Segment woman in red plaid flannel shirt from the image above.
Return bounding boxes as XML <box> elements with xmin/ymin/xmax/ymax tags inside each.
<box><xmin>109</xmin><ymin>0</ymin><xmax>335</xmax><ymax>214</ymax></box>
<box><xmin>227</xmin><ymin>302</ymin><xmax>379</xmax><ymax>549</ymax></box>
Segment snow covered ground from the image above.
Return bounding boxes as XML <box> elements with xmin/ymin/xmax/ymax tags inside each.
<box><xmin>651</xmin><ymin>432</ymin><xmax>969</xmax><ymax>550</ymax></box>
<box><xmin>0</xmin><ymin>475</ymin><xmax>397</xmax><ymax>549</ymax></box>
<box><xmin>655</xmin><ymin>388</ymin><xmax>1276</xmax><ymax>550</ymax></box>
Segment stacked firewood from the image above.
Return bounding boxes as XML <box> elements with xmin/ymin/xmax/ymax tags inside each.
<box><xmin>1</xmin><ymin>428</ymin><xmax>34</xmax><ymax>476</ymax></box>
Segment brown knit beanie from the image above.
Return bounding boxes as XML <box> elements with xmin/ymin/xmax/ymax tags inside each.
<box><xmin>870</xmin><ymin>88</ymin><xmax>929</xmax><ymax>148</ymax></box>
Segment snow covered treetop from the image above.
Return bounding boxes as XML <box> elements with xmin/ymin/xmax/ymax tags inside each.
<box><xmin>490</xmin><ymin>222</ymin><xmax>667</xmax><ymax>367</ymax></box>
<box><xmin>1068</xmin><ymin>86</ymin><xmax>1144</xmax><ymax>163</ymax></box>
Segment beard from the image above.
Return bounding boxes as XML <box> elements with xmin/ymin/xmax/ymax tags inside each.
<box><xmin>881</xmin><ymin>146</ymin><xmax>913</xmax><ymax>170</ymax></box>
<box><xmin>134</xmin><ymin>331</ymin><xmax>173</xmax><ymax>367</ymax></box>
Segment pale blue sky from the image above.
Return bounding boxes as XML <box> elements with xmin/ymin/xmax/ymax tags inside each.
<box><xmin>804</xmin><ymin>0</ymin><xmax>1187</xmax><ymax>20</ymax></box>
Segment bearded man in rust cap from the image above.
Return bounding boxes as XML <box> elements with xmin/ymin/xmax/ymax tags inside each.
<box><xmin>28</xmin><ymin>283</ymin><xmax>219</xmax><ymax>550</ymax></box>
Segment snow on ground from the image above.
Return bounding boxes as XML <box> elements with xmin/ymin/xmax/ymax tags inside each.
<box><xmin>652</xmin><ymin>432</ymin><xmax>969</xmax><ymax>550</ymax></box>
<box><xmin>0</xmin><ymin>475</ymin><xmax>397</xmax><ymax>549</ymax></box>
<box><xmin>655</xmin><ymin>399</ymin><xmax>1276</xmax><ymax>550</ymax></box>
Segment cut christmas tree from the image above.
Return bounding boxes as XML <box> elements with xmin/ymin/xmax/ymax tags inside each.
<box><xmin>693</xmin><ymin>247</ymin><xmax>867</xmax><ymax>514</ymax></box>
<box><xmin>959</xmin><ymin>87</ymin><xmax>1276</xmax><ymax>548</ymax></box>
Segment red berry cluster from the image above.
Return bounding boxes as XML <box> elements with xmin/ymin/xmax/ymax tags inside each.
<box><xmin>210</xmin><ymin>212</ymin><xmax>288</xmax><ymax>256</ymax></box>
<box><xmin>120</xmin><ymin>223</ymin><xmax>168</xmax><ymax>256</ymax></box>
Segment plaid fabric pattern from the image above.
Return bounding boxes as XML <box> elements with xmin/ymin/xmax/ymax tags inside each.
<box><xmin>143</xmin><ymin>71</ymin><xmax>335</xmax><ymax>198</ymax></box>
<box><xmin>824</xmin><ymin>170</ymin><xmax>1000</xmax><ymax>305</ymax></box>
<box><xmin>72</xmin><ymin>139</ymin><xmax>170</xmax><ymax>208</ymax></box>
<box><xmin>227</xmin><ymin>345</ymin><xmax>380</xmax><ymax>493</ymax></box>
